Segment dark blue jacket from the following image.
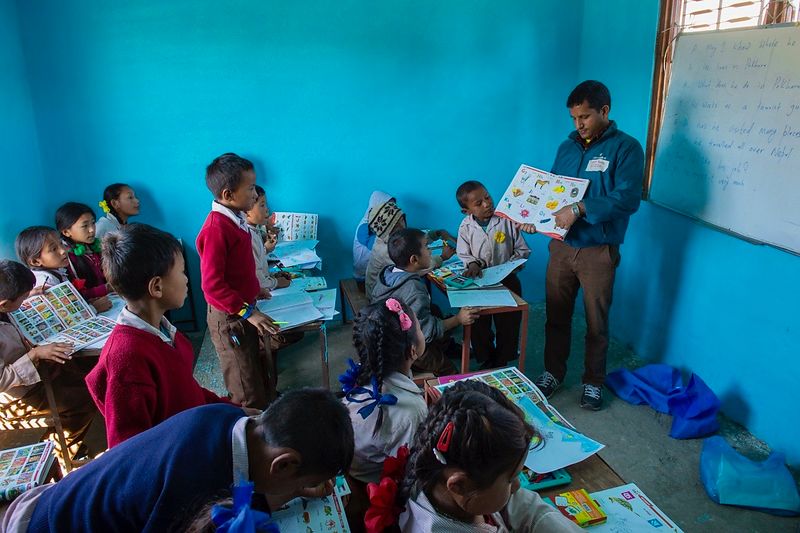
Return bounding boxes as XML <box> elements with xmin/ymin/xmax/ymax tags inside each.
<box><xmin>551</xmin><ymin>121</ymin><xmax>644</xmax><ymax>247</ymax></box>
<box><xmin>29</xmin><ymin>404</ymin><xmax>245</xmax><ymax>532</ymax></box>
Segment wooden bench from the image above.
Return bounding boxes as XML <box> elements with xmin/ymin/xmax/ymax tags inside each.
<box><xmin>339</xmin><ymin>279</ymin><xmax>369</xmax><ymax>324</ymax></box>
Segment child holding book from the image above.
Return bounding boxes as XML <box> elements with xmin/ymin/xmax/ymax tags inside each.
<box><xmin>0</xmin><ymin>260</ymin><xmax>98</xmax><ymax>466</ymax></box>
<box><xmin>85</xmin><ymin>224</ymin><xmax>234</xmax><ymax>447</ymax></box>
<box><xmin>455</xmin><ymin>181</ymin><xmax>532</xmax><ymax>368</ymax></box>
<box><xmin>372</xmin><ymin>228</ymin><xmax>479</xmax><ymax>376</ymax></box>
<box><xmin>95</xmin><ymin>183</ymin><xmax>140</xmax><ymax>238</ymax></box>
<box><xmin>5</xmin><ymin>389</ymin><xmax>354</xmax><ymax>533</ymax></box>
<box><xmin>55</xmin><ymin>202</ymin><xmax>112</xmax><ymax>312</ymax></box>
<box><xmin>395</xmin><ymin>380</ymin><xmax>580</xmax><ymax>532</ymax></box>
<box><xmin>197</xmin><ymin>153</ymin><xmax>278</xmax><ymax>409</ymax></box>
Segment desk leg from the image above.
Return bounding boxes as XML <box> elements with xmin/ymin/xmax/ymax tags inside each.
<box><xmin>518</xmin><ymin>306</ymin><xmax>529</xmax><ymax>372</ymax></box>
<box><xmin>461</xmin><ymin>325</ymin><xmax>471</xmax><ymax>374</ymax></box>
<box><xmin>40</xmin><ymin>365</ymin><xmax>73</xmax><ymax>473</ymax></box>
<box><xmin>320</xmin><ymin>325</ymin><xmax>330</xmax><ymax>389</ymax></box>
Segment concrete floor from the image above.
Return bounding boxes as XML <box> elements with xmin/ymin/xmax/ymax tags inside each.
<box><xmin>194</xmin><ymin>304</ymin><xmax>800</xmax><ymax>532</ymax></box>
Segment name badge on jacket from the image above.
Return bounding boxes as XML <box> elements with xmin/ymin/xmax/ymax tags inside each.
<box><xmin>586</xmin><ymin>157</ymin><xmax>609</xmax><ymax>172</ymax></box>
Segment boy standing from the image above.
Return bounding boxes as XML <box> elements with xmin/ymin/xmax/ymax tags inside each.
<box><xmin>85</xmin><ymin>224</ymin><xmax>232</xmax><ymax>447</ymax></box>
<box><xmin>456</xmin><ymin>181</ymin><xmax>532</xmax><ymax>367</ymax></box>
<box><xmin>372</xmin><ymin>228</ymin><xmax>478</xmax><ymax>375</ymax></box>
<box><xmin>197</xmin><ymin>153</ymin><xmax>278</xmax><ymax>409</ymax></box>
<box><xmin>0</xmin><ymin>260</ymin><xmax>97</xmax><ymax>462</ymax></box>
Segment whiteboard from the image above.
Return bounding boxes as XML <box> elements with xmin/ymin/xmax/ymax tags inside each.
<box><xmin>651</xmin><ymin>25</ymin><xmax>800</xmax><ymax>254</ymax></box>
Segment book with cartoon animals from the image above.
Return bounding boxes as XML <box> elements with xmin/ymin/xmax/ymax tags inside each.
<box><xmin>495</xmin><ymin>164</ymin><xmax>590</xmax><ymax>240</ymax></box>
<box><xmin>9</xmin><ymin>281</ymin><xmax>116</xmax><ymax>353</ymax></box>
<box><xmin>0</xmin><ymin>441</ymin><xmax>56</xmax><ymax>501</ymax></box>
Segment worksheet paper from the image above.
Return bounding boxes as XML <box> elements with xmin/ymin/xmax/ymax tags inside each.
<box><xmin>447</xmin><ymin>288</ymin><xmax>517</xmax><ymax>308</ymax></box>
<box><xmin>474</xmin><ymin>258</ymin><xmax>527</xmax><ymax>287</ymax></box>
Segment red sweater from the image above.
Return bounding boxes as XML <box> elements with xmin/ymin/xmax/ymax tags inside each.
<box><xmin>196</xmin><ymin>211</ymin><xmax>259</xmax><ymax>314</ymax></box>
<box><xmin>85</xmin><ymin>324</ymin><xmax>229</xmax><ymax>447</ymax></box>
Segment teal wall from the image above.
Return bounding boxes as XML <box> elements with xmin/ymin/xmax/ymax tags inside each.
<box><xmin>0</xmin><ymin>0</ymin><xmax>47</xmax><ymax>259</ymax></box>
<box><xmin>579</xmin><ymin>0</ymin><xmax>800</xmax><ymax>466</ymax></box>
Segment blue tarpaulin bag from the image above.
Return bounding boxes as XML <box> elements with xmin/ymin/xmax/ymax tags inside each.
<box><xmin>700</xmin><ymin>436</ymin><xmax>800</xmax><ymax>516</ymax></box>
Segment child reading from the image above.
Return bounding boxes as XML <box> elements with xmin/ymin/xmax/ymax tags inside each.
<box><xmin>372</xmin><ymin>228</ymin><xmax>479</xmax><ymax>376</ymax></box>
<box><xmin>455</xmin><ymin>181</ymin><xmax>532</xmax><ymax>368</ymax></box>
<box><xmin>55</xmin><ymin>202</ymin><xmax>112</xmax><ymax>312</ymax></box>
<box><xmin>0</xmin><ymin>260</ymin><xmax>98</xmax><ymax>466</ymax></box>
<box><xmin>15</xmin><ymin>226</ymin><xmax>70</xmax><ymax>289</ymax></box>
<box><xmin>196</xmin><ymin>153</ymin><xmax>278</xmax><ymax>409</ymax></box>
<box><xmin>95</xmin><ymin>183</ymin><xmax>141</xmax><ymax>238</ymax></box>
<box><xmin>5</xmin><ymin>389</ymin><xmax>354</xmax><ymax>533</ymax></box>
<box><xmin>85</xmin><ymin>223</ymin><xmax>233</xmax><ymax>447</ymax></box>
<box><xmin>396</xmin><ymin>381</ymin><xmax>581</xmax><ymax>532</ymax></box>
<box><xmin>245</xmin><ymin>185</ymin><xmax>290</xmax><ymax>293</ymax></box>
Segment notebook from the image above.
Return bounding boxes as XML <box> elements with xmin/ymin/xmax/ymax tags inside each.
<box><xmin>256</xmin><ymin>292</ymin><xmax>324</xmax><ymax>330</ymax></box>
<box><xmin>10</xmin><ymin>282</ymin><xmax>117</xmax><ymax>352</ymax></box>
<box><xmin>0</xmin><ymin>441</ymin><xmax>56</xmax><ymax>501</ymax></box>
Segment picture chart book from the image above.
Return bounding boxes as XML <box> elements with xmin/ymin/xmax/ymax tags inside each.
<box><xmin>435</xmin><ymin>367</ymin><xmax>603</xmax><ymax>473</ymax></box>
<box><xmin>9</xmin><ymin>282</ymin><xmax>117</xmax><ymax>352</ymax></box>
<box><xmin>576</xmin><ymin>483</ymin><xmax>683</xmax><ymax>533</ymax></box>
<box><xmin>271</xmin><ymin>493</ymin><xmax>350</xmax><ymax>532</ymax></box>
<box><xmin>270</xmin><ymin>212</ymin><xmax>319</xmax><ymax>241</ymax></box>
<box><xmin>0</xmin><ymin>441</ymin><xmax>56</xmax><ymax>501</ymax></box>
<box><xmin>257</xmin><ymin>292</ymin><xmax>324</xmax><ymax>331</ymax></box>
<box><xmin>495</xmin><ymin>164</ymin><xmax>589</xmax><ymax>240</ymax></box>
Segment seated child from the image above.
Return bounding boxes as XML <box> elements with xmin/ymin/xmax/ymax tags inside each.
<box><xmin>372</xmin><ymin>228</ymin><xmax>479</xmax><ymax>376</ymax></box>
<box><xmin>95</xmin><ymin>183</ymin><xmax>140</xmax><ymax>238</ymax></box>
<box><xmin>55</xmin><ymin>202</ymin><xmax>112</xmax><ymax>312</ymax></box>
<box><xmin>4</xmin><ymin>389</ymin><xmax>354</xmax><ymax>532</ymax></box>
<box><xmin>0</xmin><ymin>260</ymin><xmax>97</xmax><ymax>464</ymax></box>
<box><xmin>353</xmin><ymin>191</ymin><xmax>393</xmax><ymax>284</ymax></box>
<box><xmin>364</xmin><ymin>197</ymin><xmax>457</xmax><ymax>297</ymax></box>
<box><xmin>85</xmin><ymin>223</ymin><xmax>232</xmax><ymax>447</ymax></box>
<box><xmin>396</xmin><ymin>380</ymin><xmax>581</xmax><ymax>532</ymax></box>
<box><xmin>245</xmin><ymin>185</ymin><xmax>291</xmax><ymax>293</ymax></box>
<box><xmin>455</xmin><ymin>180</ymin><xmax>532</xmax><ymax>367</ymax></box>
<box><xmin>197</xmin><ymin>153</ymin><xmax>278</xmax><ymax>409</ymax></box>
<box><xmin>15</xmin><ymin>226</ymin><xmax>70</xmax><ymax>289</ymax></box>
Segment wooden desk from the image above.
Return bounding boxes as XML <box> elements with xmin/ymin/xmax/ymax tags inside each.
<box><xmin>427</xmin><ymin>276</ymin><xmax>529</xmax><ymax>374</ymax></box>
<box><xmin>290</xmin><ymin>321</ymin><xmax>330</xmax><ymax>389</ymax></box>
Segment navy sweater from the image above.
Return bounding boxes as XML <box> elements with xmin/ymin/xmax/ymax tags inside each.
<box><xmin>551</xmin><ymin>121</ymin><xmax>644</xmax><ymax>247</ymax></box>
<box><xmin>28</xmin><ymin>403</ymin><xmax>245</xmax><ymax>532</ymax></box>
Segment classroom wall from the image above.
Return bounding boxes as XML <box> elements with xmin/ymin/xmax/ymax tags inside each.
<box><xmin>0</xmin><ymin>0</ymin><xmax>48</xmax><ymax>259</ymax></box>
<box><xmin>579</xmin><ymin>0</ymin><xmax>800</xmax><ymax>466</ymax></box>
<box><xmin>13</xmin><ymin>0</ymin><xmax>581</xmax><ymax>318</ymax></box>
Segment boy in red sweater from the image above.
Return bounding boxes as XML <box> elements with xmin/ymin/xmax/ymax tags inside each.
<box><xmin>196</xmin><ymin>153</ymin><xmax>278</xmax><ymax>409</ymax></box>
<box><xmin>86</xmin><ymin>224</ymin><xmax>233</xmax><ymax>447</ymax></box>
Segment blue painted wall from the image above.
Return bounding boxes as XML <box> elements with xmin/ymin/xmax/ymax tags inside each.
<box><xmin>13</xmin><ymin>0</ymin><xmax>580</xmax><ymax>315</ymax></box>
<box><xmin>0</xmin><ymin>0</ymin><xmax>47</xmax><ymax>259</ymax></box>
<box><xmin>579</xmin><ymin>0</ymin><xmax>800</xmax><ymax>466</ymax></box>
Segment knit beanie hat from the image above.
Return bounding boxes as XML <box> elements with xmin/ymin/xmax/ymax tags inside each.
<box><xmin>368</xmin><ymin>200</ymin><xmax>405</xmax><ymax>241</ymax></box>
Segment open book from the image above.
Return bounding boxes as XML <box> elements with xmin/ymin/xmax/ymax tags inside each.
<box><xmin>10</xmin><ymin>282</ymin><xmax>116</xmax><ymax>352</ymax></box>
<box><xmin>495</xmin><ymin>164</ymin><xmax>590</xmax><ymax>240</ymax></box>
<box><xmin>270</xmin><ymin>212</ymin><xmax>319</xmax><ymax>241</ymax></box>
<box><xmin>256</xmin><ymin>292</ymin><xmax>324</xmax><ymax>331</ymax></box>
<box><xmin>0</xmin><ymin>441</ymin><xmax>56</xmax><ymax>501</ymax></box>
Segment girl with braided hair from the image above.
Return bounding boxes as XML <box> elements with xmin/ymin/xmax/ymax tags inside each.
<box><xmin>396</xmin><ymin>381</ymin><xmax>581</xmax><ymax>532</ymax></box>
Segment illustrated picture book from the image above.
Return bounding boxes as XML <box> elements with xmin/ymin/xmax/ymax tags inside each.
<box><xmin>0</xmin><ymin>441</ymin><xmax>56</xmax><ymax>501</ymax></box>
<box><xmin>271</xmin><ymin>493</ymin><xmax>350</xmax><ymax>532</ymax></box>
<box><xmin>270</xmin><ymin>212</ymin><xmax>319</xmax><ymax>241</ymax></box>
<box><xmin>9</xmin><ymin>282</ymin><xmax>117</xmax><ymax>352</ymax></box>
<box><xmin>495</xmin><ymin>164</ymin><xmax>589</xmax><ymax>240</ymax></box>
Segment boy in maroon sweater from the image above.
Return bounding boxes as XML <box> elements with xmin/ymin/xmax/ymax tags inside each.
<box><xmin>86</xmin><ymin>224</ymin><xmax>234</xmax><ymax>447</ymax></box>
<box><xmin>196</xmin><ymin>153</ymin><xmax>278</xmax><ymax>409</ymax></box>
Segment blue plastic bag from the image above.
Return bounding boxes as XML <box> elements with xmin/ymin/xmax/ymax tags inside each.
<box><xmin>700</xmin><ymin>436</ymin><xmax>800</xmax><ymax>516</ymax></box>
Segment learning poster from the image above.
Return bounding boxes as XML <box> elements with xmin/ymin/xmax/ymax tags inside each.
<box><xmin>495</xmin><ymin>164</ymin><xmax>590</xmax><ymax>240</ymax></box>
<box><xmin>270</xmin><ymin>212</ymin><xmax>319</xmax><ymax>241</ymax></box>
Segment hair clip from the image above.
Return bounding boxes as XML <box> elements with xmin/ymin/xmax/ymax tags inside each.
<box><xmin>432</xmin><ymin>421</ymin><xmax>455</xmax><ymax>465</ymax></box>
<box><xmin>385</xmin><ymin>298</ymin><xmax>412</xmax><ymax>331</ymax></box>
<box><xmin>98</xmin><ymin>200</ymin><xmax>111</xmax><ymax>214</ymax></box>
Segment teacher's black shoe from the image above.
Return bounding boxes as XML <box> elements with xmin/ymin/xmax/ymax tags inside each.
<box><xmin>534</xmin><ymin>371</ymin><xmax>561</xmax><ymax>399</ymax></box>
<box><xmin>580</xmin><ymin>384</ymin><xmax>603</xmax><ymax>411</ymax></box>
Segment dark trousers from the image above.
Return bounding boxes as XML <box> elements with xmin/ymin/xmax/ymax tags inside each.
<box><xmin>544</xmin><ymin>239</ymin><xmax>619</xmax><ymax>386</ymax></box>
<box><xmin>470</xmin><ymin>273</ymin><xmax>522</xmax><ymax>365</ymax></box>
<box><xmin>412</xmin><ymin>304</ymin><xmax>457</xmax><ymax>376</ymax></box>
<box><xmin>207</xmin><ymin>306</ymin><xmax>276</xmax><ymax>409</ymax></box>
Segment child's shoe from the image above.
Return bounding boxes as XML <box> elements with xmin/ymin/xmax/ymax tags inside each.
<box><xmin>534</xmin><ymin>371</ymin><xmax>561</xmax><ymax>399</ymax></box>
<box><xmin>580</xmin><ymin>384</ymin><xmax>603</xmax><ymax>411</ymax></box>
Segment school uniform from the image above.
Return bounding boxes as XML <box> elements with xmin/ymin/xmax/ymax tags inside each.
<box><xmin>345</xmin><ymin>371</ymin><xmax>427</xmax><ymax>484</ymax></box>
<box><xmin>196</xmin><ymin>201</ymin><xmax>275</xmax><ymax>409</ymax></box>
<box><xmin>85</xmin><ymin>307</ymin><xmax>229</xmax><ymax>447</ymax></box>
<box><xmin>94</xmin><ymin>213</ymin><xmax>121</xmax><ymax>239</ymax></box>
<box><xmin>66</xmin><ymin>249</ymin><xmax>108</xmax><ymax>300</ymax></box>
<box><xmin>456</xmin><ymin>215</ymin><xmax>531</xmax><ymax>365</ymax></box>
<box><xmin>371</xmin><ymin>266</ymin><xmax>456</xmax><ymax>375</ymax></box>
<box><xmin>8</xmin><ymin>404</ymin><xmax>250</xmax><ymax>533</ymax></box>
<box><xmin>31</xmin><ymin>268</ymin><xmax>68</xmax><ymax>289</ymax></box>
<box><xmin>399</xmin><ymin>488</ymin><xmax>582</xmax><ymax>532</ymax></box>
<box><xmin>247</xmin><ymin>223</ymin><xmax>278</xmax><ymax>291</ymax></box>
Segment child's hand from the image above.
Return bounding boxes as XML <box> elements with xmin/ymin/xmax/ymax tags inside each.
<box><xmin>456</xmin><ymin>306</ymin><xmax>479</xmax><ymax>325</ymax></box>
<box><xmin>246</xmin><ymin>310</ymin><xmax>279</xmax><ymax>336</ymax></box>
<box><xmin>90</xmin><ymin>296</ymin><xmax>112</xmax><ymax>313</ymax></box>
<box><xmin>515</xmin><ymin>222</ymin><xmax>537</xmax><ymax>234</ymax></box>
<box><xmin>297</xmin><ymin>479</ymin><xmax>335</xmax><ymax>499</ymax></box>
<box><xmin>264</xmin><ymin>232</ymin><xmax>278</xmax><ymax>254</ymax></box>
<box><xmin>441</xmin><ymin>243</ymin><xmax>455</xmax><ymax>260</ymax></box>
<box><xmin>29</xmin><ymin>342</ymin><xmax>73</xmax><ymax>365</ymax></box>
<box><xmin>436</xmin><ymin>229</ymin><xmax>457</xmax><ymax>243</ymax></box>
<box><xmin>463</xmin><ymin>262</ymin><xmax>483</xmax><ymax>278</ymax></box>
<box><xmin>258</xmin><ymin>288</ymin><xmax>273</xmax><ymax>300</ymax></box>
<box><xmin>276</xmin><ymin>276</ymin><xmax>290</xmax><ymax>289</ymax></box>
